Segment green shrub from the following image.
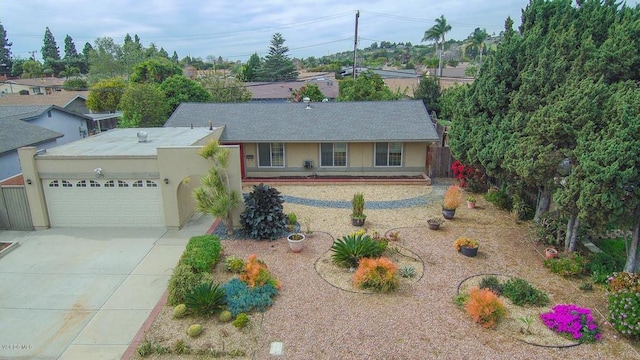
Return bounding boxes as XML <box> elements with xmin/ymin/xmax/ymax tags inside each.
<box><xmin>543</xmin><ymin>253</ymin><xmax>587</xmax><ymax>277</ymax></box>
<box><xmin>167</xmin><ymin>264</ymin><xmax>214</xmax><ymax>306</ymax></box>
<box><xmin>502</xmin><ymin>278</ymin><xmax>549</xmax><ymax>307</ymax></box>
<box><xmin>586</xmin><ymin>252</ymin><xmax>624</xmax><ymax>284</ymax></box>
<box><xmin>174</xmin><ymin>339</ymin><xmax>190</xmax><ymax>354</ymax></box>
<box><xmin>219</xmin><ymin>310</ymin><xmax>233</xmax><ymax>322</ymax></box>
<box><xmin>478</xmin><ymin>276</ymin><xmax>504</xmax><ymax>296</ymax></box>
<box><xmin>187</xmin><ymin>324</ymin><xmax>203</xmax><ymax>337</ymax></box>
<box><xmin>173</xmin><ymin>304</ymin><xmax>188</xmax><ymax>318</ymax></box>
<box><xmin>184</xmin><ymin>282</ymin><xmax>226</xmax><ymax>317</ymax></box>
<box><xmin>607</xmin><ymin>272</ymin><xmax>640</xmax><ymax>337</ymax></box>
<box><xmin>484</xmin><ymin>187</ymin><xmax>512</xmax><ymax>210</ymax></box>
<box><xmin>233</xmin><ymin>313</ymin><xmax>250</xmax><ymax>329</ymax></box>
<box><xmin>136</xmin><ymin>338</ymin><xmax>153</xmax><ymax>357</ymax></box>
<box><xmin>225</xmin><ymin>255</ymin><xmax>246</xmax><ymax>273</ymax></box>
<box><xmin>453</xmin><ymin>293</ymin><xmax>469</xmax><ymax>308</ymax></box>
<box><xmin>534</xmin><ymin>211</ymin><xmax>566</xmax><ymax>246</ymax></box>
<box><xmin>222</xmin><ymin>278</ymin><xmax>279</xmax><ymax>316</ymax></box>
<box><xmin>240</xmin><ymin>184</ymin><xmax>287</xmax><ymax>240</ymax></box>
<box><xmin>181</xmin><ymin>235</ymin><xmax>221</xmax><ymax>273</ymax></box>
<box><xmin>330</xmin><ymin>232</ymin><xmax>386</xmax><ymax>268</ymax></box>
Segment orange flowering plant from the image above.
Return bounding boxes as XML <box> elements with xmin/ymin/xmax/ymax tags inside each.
<box><xmin>464</xmin><ymin>286</ymin><xmax>507</xmax><ymax>329</ymax></box>
<box><xmin>352</xmin><ymin>257</ymin><xmax>398</xmax><ymax>293</ymax></box>
<box><xmin>240</xmin><ymin>254</ymin><xmax>280</xmax><ymax>289</ymax></box>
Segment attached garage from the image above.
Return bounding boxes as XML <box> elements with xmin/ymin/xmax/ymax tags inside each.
<box><xmin>18</xmin><ymin>127</ymin><xmax>244</xmax><ymax>230</ymax></box>
<box><xmin>43</xmin><ymin>179</ymin><xmax>164</xmax><ymax>227</ymax></box>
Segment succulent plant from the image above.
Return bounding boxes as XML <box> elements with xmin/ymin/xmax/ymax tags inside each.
<box><xmin>399</xmin><ymin>265</ymin><xmax>416</xmax><ymax>278</ymax></box>
<box><xmin>173</xmin><ymin>304</ymin><xmax>188</xmax><ymax>318</ymax></box>
<box><xmin>187</xmin><ymin>324</ymin><xmax>203</xmax><ymax>337</ymax></box>
<box><xmin>219</xmin><ymin>310</ymin><xmax>233</xmax><ymax>323</ymax></box>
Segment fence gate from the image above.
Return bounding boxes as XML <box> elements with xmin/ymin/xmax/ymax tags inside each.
<box><xmin>0</xmin><ymin>186</ymin><xmax>33</xmax><ymax>230</ymax></box>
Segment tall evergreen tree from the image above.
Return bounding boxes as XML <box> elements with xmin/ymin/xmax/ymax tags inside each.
<box><xmin>41</xmin><ymin>27</ymin><xmax>60</xmax><ymax>61</ymax></box>
<box><xmin>63</xmin><ymin>35</ymin><xmax>78</xmax><ymax>59</ymax></box>
<box><xmin>244</xmin><ymin>52</ymin><xmax>261</xmax><ymax>81</ymax></box>
<box><xmin>256</xmin><ymin>33</ymin><xmax>298</xmax><ymax>81</ymax></box>
<box><xmin>0</xmin><ymin>21</ymin><xmax>12</xmax><ymax>77</ymax></box>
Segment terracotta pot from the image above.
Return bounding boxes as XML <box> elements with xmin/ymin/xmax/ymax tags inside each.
<box><xmin>467</xmin><ymin>201</ymin><xmax>476</xmax><ymax>209</ymax></box>
<box><xmin>545</xmin><ymin>248</ymin><xmax>558</xmax><ymax>259</ymax></box>
<box><xmin>287</xmin><ymin>233</ymin><xmax>306</xmax><ymax>253</ymax></box>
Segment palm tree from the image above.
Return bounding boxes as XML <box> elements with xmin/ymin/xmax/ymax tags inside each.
<box><xmin>422</xmin><ymin>15</ymin><xmax>452</xmax><ymax>76</ymax></box>
<box><xmin>464</xmin><ymin>28</ymin><xmax>489</xmax><ymax>62</ymax></box>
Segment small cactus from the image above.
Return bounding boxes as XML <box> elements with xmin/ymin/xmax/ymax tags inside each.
<box><xmin>219</xmin><ymin>310</ymin><xmax>233</xmax><ymax>323</ymax></box>
<box><xmin>233</xmin><ymin>313</ymin><xmax>250</xmax><ymax>329</ymax></box>
<box><xmin>173</xmin><ymin>304</ymin><xmax>188</xmax><ymax>318</ymax></box>
<box><xmin>187</xmin><ymin>324</ymin><xmax>203</xmax><ymax>337</ymax></box>
<box><xmin>399</xmin><ymin>265</ymin><xmax>416</xmax><ymax>278</ymax></box>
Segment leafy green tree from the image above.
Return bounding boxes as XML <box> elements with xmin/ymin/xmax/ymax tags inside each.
<box><xmin>413</xmin><ymin>75</ymin><xmax>441</xmax><ymax>115</ymax></box>
<box><xmin>62</xmin><ymin>78</ymin><xmax>88</xmax><ymax>91</ymax></box>
<box><xmin>88</xmin><ymin>37</ymin><xmax>128</xmax><ymax>82</ymax></box>
<box><xmin>256</xmin><ymin>33</ymin><xmax>298</xmax><ymax>81</ymax></box>
<box><xmin>129</xmin><ymin>57</ymin><xmax>182</xmax><ymax>84</ymax></box>
<box><xmin>171</xmin><ymin>51</ymin><xmax>179</xmax><ymax>63</ymax></box>
<box><xmin>337</xmin><ymin>70</ymin><xmax>400</xmax><ymax>101</ymax></box>
<box><xmin>159</xmin><ymin>75</ymin><xmax>212</xmax><ymax>114</ymax></box>
<box><xmin>86</xmin><ymin>77</ymin><xmax>127</xmax><ymax>112</ymax></box>
<box><xmin>243</xmin><ymin>52</ymin><xmax>261</xmax><ymax>81</ymax></box>
<box><xmin>0</xmin><ymin>21</ymin><xmax>12</xmax><ymax>77</ymax></box>
<box><xmin>21</xmin><ymin>60</ymin><xmax>43</xmax><ymax>78</ymax></box>
<box><xmin>194</xmin><ymin>141</ymin><xmax>240</xmax><ymax>236</ymax></box>
<box><xmin>59</xmin><ymin>65</ymin><xmax>80</xmax><ymax>79</ymax></box>
<box><xmin>197</xmin><ymin>76</ymin><xmax>252</xmax><ymax>102</ymax></box>
<box><xmin>122</xmin><ymin>33</ymin><xmax>144</xmax><ymax>73</ymax></box>
<box><xmin>290</xmin><ymin>84</ymin><xmax>326</xmax><ymax>102</ymax></box>
<box><xmin>10</xmin><ymin>58</ymin><xmax>24</xmax><ymax>77</ymax></box>
<box><xmin>118</xmin><ymin>82</ymin><xmax>169</xmax><ymax>127</ymax></box>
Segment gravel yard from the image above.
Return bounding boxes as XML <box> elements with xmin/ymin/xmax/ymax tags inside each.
<box><xmin>136</xmin><ymin>183</ymin><xmax>640</xmax><ymax>360</ymax></box>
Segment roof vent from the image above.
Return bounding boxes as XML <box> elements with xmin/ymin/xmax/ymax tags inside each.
<box><xmin>137</xmin><ymin>131</ymin><xmax>148</xmax><ymax>143</ymax></box>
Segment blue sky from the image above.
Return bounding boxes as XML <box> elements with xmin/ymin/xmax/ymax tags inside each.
<box><xmin>1</xmin><ymin>0</ymin><xmax>639</xmax><ymax>62</ymax></box>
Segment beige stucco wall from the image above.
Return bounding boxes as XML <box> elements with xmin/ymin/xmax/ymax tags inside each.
<box><xmin>18</xmin><ymin>140</ymin><xmax>244</xmax><ymax>231</ymax></box>
<box><xmin>241</xmin><ymin>142</ymin><xmax>429</xmax><ymax>177</ymax></box>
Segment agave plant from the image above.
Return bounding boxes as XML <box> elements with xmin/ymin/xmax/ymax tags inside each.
<box><xmin>184</xmin><ymin>282</ymin><xmax>226</xmax><ymax>317</ymax></box>
<box><xmin>398</xmin><ymin>265</ymin><xmax>416</xmax><ymax>278</ymax></box>
<box><xmin>330</xmin><ymin>233</ymin><xmax>386</xmax><ymax>268</ymax></box>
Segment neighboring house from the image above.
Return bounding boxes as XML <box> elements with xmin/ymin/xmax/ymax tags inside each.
<box><xmin>17</xmin><ymin>127</ymin><xmax>242</xmax><ymax>230</ymax></box>
<box><xmin>0</xmin><ymin>91</ymin><xmax>119</xmax><ymax>133</ymax></box>
<box><xmin>0</xmin><ymin>77</ymin><xmax>65</xmax><ymax>95</ymax></box>
<box><xmin>164</xmin><ymin>100</ymin><xmax>440</xmax><ymax>179</ymax></box>
<box><xmin>0</xmin><ymin>105</ymin><xmax>90</xmax><ymax>179</ymax></box>
<box><xmin>0</xmin><ymin>118</ymin><xmax>62</xmax><ymax>180</ymax></box>
<box><xmin>245</xmin><ymin>79</ymin><xmax>339</xmax><ymax>102</ymax></box>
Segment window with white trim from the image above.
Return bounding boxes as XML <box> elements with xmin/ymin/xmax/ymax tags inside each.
<box><xmin>76</xmin><ymin>180</ymin><xmax>87</xmax><ymax>187</ymax></box>
<box><xmin>90</xmin><ymin>180</ymin><xmax>101</xmax><ymax>187</ymax></box>
<box><xmin>133</xmin><ymin>180</ymin><xmax>144</xmax><ymax>187</ymax></box>
<box><xmin>320</xmin><ymin>143</ymin><xmax>347</xmax><ymax>167</ymax></box>
<box><xmin>257</xmin><ymin>143</ymin><xmax>284</xmax><ymax>167</ymax></box>
<box><xmin>61</xmin><ymin>180</ymin><xmax>73</xmax><ymax>187</ymax></box>
<box><xmin>118</xmin><ymin>180</ymin><xmax>129</xmax><ymax>187</ymax></box>
<box><xmin>49</xmin><ymin>180</ymin><xmax>59</xmax><ymax>187</ymax></box>
<box><xmin>104</xmin><ymin>180</ymin><xmax>115</xmax><ymax>188</ymax></box>
<box><xmin>375</xmin><ymin>142</ymin><xmax>403</xmax><ymax>167</ymax></box>
<box><xmin>146</xmin><ymin>180</ymin><xmax>158</xmax><ymax>187</ymax></box>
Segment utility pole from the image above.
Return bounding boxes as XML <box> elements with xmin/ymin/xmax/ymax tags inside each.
<box><xmin>29</xmin><ymin>50</ymin><xmax>38</xmax><ymax>61</ymax></box>
<box><xmin>352</xmin><ymin>10</ymin><xmax>359</xmax><ymax>80</ymax></box>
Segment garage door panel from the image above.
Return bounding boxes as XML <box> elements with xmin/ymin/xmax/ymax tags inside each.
<box><xmin>44</xmin><ymin>179</ymin><xmax>164</xmax><ymax>227</ymax></box>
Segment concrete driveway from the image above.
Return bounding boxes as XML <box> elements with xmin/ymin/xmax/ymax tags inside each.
<box><xmin>0</xmin><ymin>214</ymin><xmax>212</xmax><ymax>360</ymax></box>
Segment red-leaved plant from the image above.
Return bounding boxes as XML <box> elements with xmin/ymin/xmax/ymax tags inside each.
<box><xmin>352</xmin><ymin>257</ymin><xmax>398</xmax><ymax>293</ymax></box>
<box><xmin>464</xmin><ymin>286</ymin><xmax>507</xmax><ymax>329</ymax></box>
<box><xmin>240</xmin><ymin>254</ymin><xmax>280</xmax><ymax>289</ymax></box>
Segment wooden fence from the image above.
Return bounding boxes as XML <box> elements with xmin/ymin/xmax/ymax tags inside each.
<box><xmin>0</xmin><ymin>185</ymin><xmax>33</xmax><ymax>230</ymax></box>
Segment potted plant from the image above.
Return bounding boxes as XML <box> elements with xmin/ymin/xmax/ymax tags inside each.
<box><xmin>442</xmin><ymin>185</ymin><xmax>463</xmax><ymax>219</ymax></box>
<box><xmin>427</xmin><ymin>217</ymin><xmax>444</xmax><ymax>230</ymax></box>
<box><xmin>545</xmin><ymin>247</ymin><xmax>558</xmax><ymax>259</ymax></box>
<box><xmin>454</xmin><ymin>237</ymin><xmax>479</xmax><ymax>257</ymax></box>
<box><xmin>351</xmin><ymin>192</ymin><xmax>366</xmax><ymax>226</ymax></box>
<box><xmin>287</xmin><ymin>232</ymin><xmax>306</xmax><ymax>253</ymax></box>
<box><xmin>466</xmin><ymin>195</ymin><xmax>477</xmax><ymax>209</ymax></box>
<box><xmin>286</xmin><ymin>212</ymin><xmax>300</xmax><ymax>232</ymax></box>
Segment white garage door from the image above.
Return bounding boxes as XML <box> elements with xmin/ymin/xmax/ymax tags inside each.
<box><xmin>43</xmin><ymin>179</ymin><xmax>165</xmax><ymax>227</ymax></box>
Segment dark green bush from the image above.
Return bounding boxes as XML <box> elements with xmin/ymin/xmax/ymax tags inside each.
<box><xmin>586</xmin><ymin>252</ymin><xmax>624</xmax><ymax>284</ymax></box>
<box><xmin>502</xmin><ymin>278</ymin><xmax>549</xmax><ymax>307</ymax></box>
<box><xmin>184</xmin><ymin>282</ymin><xmax>226</xmax><ymax>317</ymax></box>
<box><xmin>181</xmin><ymin>235</ymin><xmax>221</xmax><ymax>273</ymax></box>
<box><xmin>478</xmin><ymin>276</ymin><xmax>504</xmax><ymax>296</ymax></box>
<box><xmin>484</xmin><ymin>187</ymin><xmax>512</xmax><ymax>210</ymax></box>
<box><xmin>167</xmin><ymin>264</ymin><xmax>214</xmax><ymax>306</ymax></box>
<box><xmin>222</xmin><ymin>278</ymin><xmax>279</xmax><ymax>316</ymax></box>
<box><xmin>330</xmin><ymin>233</ymin><xmax>387</xmax><ymax>268</ymax></box>
<box><xmin>240</xmin><ymin>184</ymin><xmax>287</xmax><ymax>240</ymax></box>
<box><xmin>607</xmin><ymin>272</ymin><xmax>640</xmax><ymax>337</ymax></box>
<box><xmin>543</xmin><ymin>253</ymin><xmax>587</xmax><ymax>277</ymax></box>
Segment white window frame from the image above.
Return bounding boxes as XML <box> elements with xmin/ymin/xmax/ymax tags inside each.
<box><xmin>375</xmin><ymin>142</ymin><xmax>403</xmax><ymax>167</ymax></box>
<box><xmin>320</xmin><ymin>143</ymin><xmax>348</xmax><ymax>167</ymax></box>
<box><xmin>257</xmin><ymin>143</ymin><xmax>285</xmax><ymax>168</ymax></box>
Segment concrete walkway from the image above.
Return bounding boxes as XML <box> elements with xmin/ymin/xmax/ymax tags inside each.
<box><xmin>0</xmin><ymin>214</ymin><xmax>213</xmax><ymax>360</ymax></box>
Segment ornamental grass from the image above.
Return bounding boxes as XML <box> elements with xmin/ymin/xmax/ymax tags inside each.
<box><xmin>464</xmin><ymin>286</ymin><xmax>507</xmax><ymax>329</ymax></box>
<box><xmin>352</xmin><ymin>257</ymin><xmax>398</xmax><ymax>293</ymax></box>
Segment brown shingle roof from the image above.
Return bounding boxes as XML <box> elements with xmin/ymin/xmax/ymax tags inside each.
<box><xmin>0</xmin><ymin>91</ymin><xmax>88</xmax><ymax>107</ymax></box>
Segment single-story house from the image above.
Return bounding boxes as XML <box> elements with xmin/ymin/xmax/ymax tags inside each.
<box><xmin>0</xmin><ymin>105</ymin><xmax>90</xmax><ymax>180</ymax></box>
<box><xmin>244</xmin><ymin>79</ymin><xmax>339</xmax><ymax>102</ymax></box>
<box><xmin>0</xmin><ymin>91</ymin><xmax>120</xmax><ymax>133</ymax></box>
<box><xmin>0</xmin><ymin>77</ymin><xmax>65</xmax><ymax>95</ymax></box>
<box><xmin>18</xmin><ymin>127</ymin><xmax>243</xmax><ymax>230</ymax></box>
<box><xmin>164</xmin><ymin>100</ymin><xmax>440</xmax><ymax>179</ymax></box>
